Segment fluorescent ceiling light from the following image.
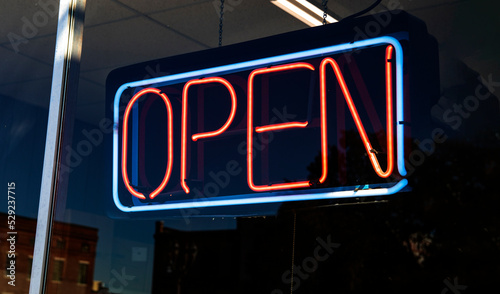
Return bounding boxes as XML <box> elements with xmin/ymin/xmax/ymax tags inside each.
<box><xmin>296</xmin><ymin>0</ymin><xmax>337</xmax><ymax>23</ymax></box>
<box><xmin>271</xmin><ymin>0</ymin><xmax>338</xmax><ymax>27</ymax></box>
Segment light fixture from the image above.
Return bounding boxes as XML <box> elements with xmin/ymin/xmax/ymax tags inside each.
<box><xmin>271</xmin><ymin>0</ymin><xmax>338</xmax><ymax>27</ymax></box>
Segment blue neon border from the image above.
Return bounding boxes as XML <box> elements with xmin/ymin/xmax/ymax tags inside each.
<box><xmin>113</xmin><ymin>36</ymin><xmax>407</xmax><ymax>213</ymax></box>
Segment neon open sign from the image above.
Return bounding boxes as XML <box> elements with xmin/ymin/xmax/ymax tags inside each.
<box><xmin>111</xmin><ymin>36</ymin><xmax>409</xmax><ymax>213</ymax></box>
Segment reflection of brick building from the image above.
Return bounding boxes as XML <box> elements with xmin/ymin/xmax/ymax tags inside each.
<box><xmin>0</xmin><ymin>213</ymin><xmax>98</xmax><ymax>294</ymax></box>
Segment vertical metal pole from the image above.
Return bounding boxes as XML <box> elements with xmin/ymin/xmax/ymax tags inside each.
<box><xmin>29</xmin><ymin>0</ymin><xmax>86</xmax><ymax>293</ymax></box>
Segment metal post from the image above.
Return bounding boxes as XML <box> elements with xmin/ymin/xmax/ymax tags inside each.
<box><xmin>29</xmin><ymin>0</ymin><xmax>86</xmax><ymax>293</ymax></box>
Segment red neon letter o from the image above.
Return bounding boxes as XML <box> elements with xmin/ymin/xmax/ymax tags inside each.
<box><xmin>121</xmin><ymin>88</ymin><xmax>174</xmax><ymax>199</ymax></box>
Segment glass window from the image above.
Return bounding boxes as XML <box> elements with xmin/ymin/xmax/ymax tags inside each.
<box><xmin>0</xmin><ymin>1</ymin><xmax>59</xmax><ymax>292</ymax></box>
<box><xmin>77</xmin><ymin>262</ymin><xmax>89</xmax><ymax>284</ymax></box>
<box><xmin>81</xmin><ymin>243</ymin><xmax>90</xmax><ymax>253</ymax></box>
<box><xmin>51</xmin><ymin>259</ymin><xmax>64</xmax><ymax>282</ymax></box>
<box><xmin>0</xmin><ymin>3</ymin><xmax>58</xmax><ymax>216</ymax></box>
<box><xmin>54</xmin><ymin>239</ymin><xmax>66</xmax><ymax>250</ymax></box>
<box><xmin>41</xmin><ymin>1</ymin><xmax>500</xmax><ymax>293</ymax></box>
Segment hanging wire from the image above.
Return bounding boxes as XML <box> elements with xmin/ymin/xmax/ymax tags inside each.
<box><xmin>322</xmin><ymin>0</ymin><xmax>329</xmax><ymax>25</ymax></box>
<box><xmin>218</xmin><ymin>0</ymin><xmax>225</xmax><ymax>46</ymax></box>
<box><xmin>342</xmin><ymin>0</ymin><xmax>382</xmax><ymax>21</ymax></box>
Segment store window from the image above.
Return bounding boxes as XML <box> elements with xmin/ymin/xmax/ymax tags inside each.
<box><xmin>0</xmin><ymin>0</ymin><xmax>59</xmax><ymax>292</ymax></box>
<box><xmin>0</xmin><ymin>1</ymin><xmax>58</xmax><ymax>210</ymax></box>
<box><xmin>2</xmin><ymin>0</ymin><xmax>500</xmax><ymax>293</ymax></box>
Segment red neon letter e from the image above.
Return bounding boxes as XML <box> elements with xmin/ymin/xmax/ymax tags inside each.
<box><xmin>247</xmin><ymin>62</ymin><xmax>320</xmax><ymax>192</ymax></box>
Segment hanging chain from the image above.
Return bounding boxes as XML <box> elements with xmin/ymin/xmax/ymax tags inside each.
<box><xmin>290</xmin><ymin>212</ymin><xmax>297</xmax><ymax>293</ymax></box>
<box><xmin>218</xmin><ymin>0</ymin><xmax>225</xmax><ymax>46</ymax></box>
<box><xmin>322</xmin><ymin>0</ymin><xmax>329</xmax><ymax>25</ymax></box>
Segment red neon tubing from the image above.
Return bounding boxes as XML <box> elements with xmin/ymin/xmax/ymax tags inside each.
<box><xmin>255</xmin><ymin>121</ymin><xmax>308</xmax><ymax>133</ymax></box>
<box><xmin>181</xmin><ymin>77</ymin><xmax>238</xmax><ymax>194</ymax></box>
<box><xmin>319</xmin><ymin>46</ymin><xmax>394</xmax><ymax>178</ymax></box>
<box><xmin>247</xmin><ymin>62</ymin><xmax>315</xmax><ymax>192</ymax></box>
<box><xmin>122</xmin><ymin>88</ymin><xmax>174</xmax><ymax>199</ymax></box>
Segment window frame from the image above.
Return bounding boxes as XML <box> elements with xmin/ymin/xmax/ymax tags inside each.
<box><xmin>29</xmin><ymin>1</ymin><xmax>87</xmax><ymax>293</ymax></box>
